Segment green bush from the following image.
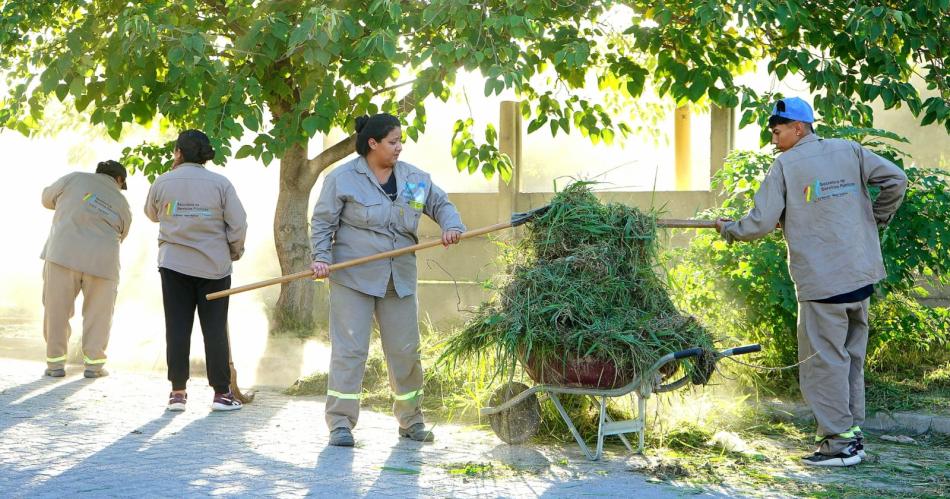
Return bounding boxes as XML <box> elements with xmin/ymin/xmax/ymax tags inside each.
<box><xmin>669</xmin><ymin>129</ymin><xmax>950</xmax><ymax>384</ymax></box>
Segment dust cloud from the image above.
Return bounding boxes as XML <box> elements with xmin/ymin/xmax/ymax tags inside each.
<box><xmin>0</xmin><ymin>128</ymin><xmax>332</xmax><ymax>388</ymax></box>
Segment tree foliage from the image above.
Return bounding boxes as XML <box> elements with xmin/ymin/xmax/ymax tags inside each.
<box><xmin>0</xmin><ymin>0</ymin><xmax>947</xmax><ymax>177</ymax></box>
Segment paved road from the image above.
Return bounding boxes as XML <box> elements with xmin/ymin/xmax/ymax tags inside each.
<box><xmin>0</xmin><ymin>358</ymin><xmax>727</xmax><ymax>498</ymax></box>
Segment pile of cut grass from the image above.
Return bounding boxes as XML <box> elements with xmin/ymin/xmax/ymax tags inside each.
<box><xmin>441</xmin><ymin>181</ymin><xmax>714</xmax><ymax>385</ymax></box>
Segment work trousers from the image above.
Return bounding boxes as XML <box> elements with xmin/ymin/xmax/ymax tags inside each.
<box><xmin>42</xmin><ymin>261</ymin><xmax>118</xmax><ymax>372</ymax></box>
<box><xmin>159</xmin><ymin>268</ymin><xmax>231</xmax><ymax>393</ymax></box>
<box><xmin>326</xmin><ymin>279</ymin><xmax>424</xmax><ymax>431</ymax></box>
<box><xmin>797</xmin><ymin>299</ymin><xmax>869</xmax><ymax>455</ymax></box>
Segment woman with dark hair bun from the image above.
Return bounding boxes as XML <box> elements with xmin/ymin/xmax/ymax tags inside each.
<box><xmin>310</xmin><ymin>113</ymin><xmax>465</xmax><ymax>447</ymax></box>
<box><xmin>145</xmin><ymin>129</ymin><xmax>248</xmax><ymax>412</ymax></box>
<box><xmin>175</xmin><ymin>129</ymin><xmax>217</xmax><ymax>164</ymax></box>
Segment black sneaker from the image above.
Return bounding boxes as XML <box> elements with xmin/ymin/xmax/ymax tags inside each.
<box><xmin>853</xmin><ymin>429</ymin><xmax>866</xmax><ymax>458</ymax></box>
<box><xmin>329</xmin><ymin>427</ymin><xmax>354</xmax><ymax>447</ymax></box>
<box><xmin>211</xmin><ymin>391</ymin><xmax>243</xmax><ymax>412</ymax></box>
<box><xmin>398</xmin><ymin>423</ymin><xmax>434</xmax><ymax>442</ymax></box>
<box><xmin>801</xmin><ymin>442</ymin><xmax>861</xmax><ymax>467</ymax></box>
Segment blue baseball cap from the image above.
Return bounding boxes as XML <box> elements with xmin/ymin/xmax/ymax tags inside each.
<box><xmin>771</xmin><ymin>97</ymin><xmax>814</xmax><ymax>123</ymax></box>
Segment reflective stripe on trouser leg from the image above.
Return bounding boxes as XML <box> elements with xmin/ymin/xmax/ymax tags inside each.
<box><xmin>42</xmin><ymin>262</ymin><xmax>81</xmax><ymax>368</ymax></box>
<box><xmin>845</xmin><ymin>299</ymin><xmax>869</xmax><ymax>429</ymax></box>
<box><xmin>798</xmin><ymin>300</ymin><xmax>858</xmax><ymax>456</ymax></box>
<box><xmin>327</xmin><ymin>390</ymin><xmax>362</xmax><ymax>400</ymax></box>
<box><xmin>326</xmin><ymin>281</ymin><xmax>375</xmax><ymax>431</ymax></box>
<box><xmin>376</xmin><ymin>280</ymin><xmax>424</xmax><ymax>429</ymax></box>
<box><xmin>79</xmin><ymin>272</ymin><xmax>118</xmax><ymax>372</ymax></box>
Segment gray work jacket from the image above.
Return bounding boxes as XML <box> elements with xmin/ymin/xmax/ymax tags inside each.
<box><xmin>144</xmin><ymin>163</ymin><xmax>247</xmax><ymax>279</ymax></box>
<box><xmin>41</xmin><ymin>172</ymin><xmax>132</xmax><ymax>281</ymax></box>
<box><xmin>720</xmin><ymin>134</ymin><xmax>907</xmax><ymax>301</ymax></box>
<box><xmin>310</xmin><ymin>157</ymin><xmax>466</xmax><ymax>298</ymax></box>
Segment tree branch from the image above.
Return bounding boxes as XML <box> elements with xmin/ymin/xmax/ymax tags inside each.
<box><xmin>307</xmin><ymin>133</ymin><xmax>356</xmax><ymax>176</ymax></box>
<box><xmin>305</xmin><ymin>86</ymin><xmax>420</xmax><ymax>177</ymax></box>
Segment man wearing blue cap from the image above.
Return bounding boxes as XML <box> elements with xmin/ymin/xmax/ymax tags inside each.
<box><xmin>716</xmin><ymin>97</ymin><xmax>907</xmax><ymax>466</ymax></box>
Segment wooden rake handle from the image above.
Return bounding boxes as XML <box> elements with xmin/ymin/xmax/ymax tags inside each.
<box><xmin>656</xmin><ymin>219</ymin><xmax>719</xmax><ymax>229</ymax></box>
<box><xmin>206</xmin><ymin>217</ymin><xmax>720</xmax><ymax>301</ymax></box>
<box><xmin>206</xmin><ymin>221</ymin><xmax>514</xmax><ymax>301</ymax></box>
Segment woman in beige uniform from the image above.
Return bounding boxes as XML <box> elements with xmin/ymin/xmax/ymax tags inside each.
<box><xmin>310</xmin><ymin>113</ymin><xmax>465</xmax><ymax>447</ymax></box>
<box><xmin>145</xmin><ymin>130</ymin><xmax>248</xmax><ymax>412</ymax></box>
<box><xmin>40</xmin><ymin>160</ymin><xmax>132</xmax><ymax>378</ymax></box>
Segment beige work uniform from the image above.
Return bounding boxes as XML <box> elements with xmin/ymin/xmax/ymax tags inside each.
<box><xmin>311</xmin><ymin>157</ymin><xmax>465</xmax><ymax>430</ymax></box>
<box><xmin>144</xmin><ymin>163</ymin><xmax>247</xmax><ymax>278</ymax></box>
<box><xmin>40</xmin><ymin>172</ymin><xmax>132</xmax><ymax>371</ymax></box>
<box><xmin>721</xmin><ymin>135</ymin><xmax>906</xmax><ymax>454</ymax></box>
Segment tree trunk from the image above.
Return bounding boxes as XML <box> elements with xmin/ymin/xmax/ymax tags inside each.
<box><xmin>271</xmin><ymin>135</ymin><xmax>358</xmax><ymax>333</ymax></box>
<box><xmin>273</xmin><ymin>143</ymin><xmax>318</xmax><ymax>331</ymax></box>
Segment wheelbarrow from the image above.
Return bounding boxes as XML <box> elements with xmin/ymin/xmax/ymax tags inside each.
<box><xmin>480</xmin><ymin>343</ymin><xmax>761</xmax><ymax>460</ymax></box>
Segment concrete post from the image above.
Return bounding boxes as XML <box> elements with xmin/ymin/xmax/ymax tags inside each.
<box><xmin>674</xmin><ymin>105</ymin><xmax>692</xmax><ymax>190</ymax></box>
<box><xmin>709</xmin><ymin>104</ymin><xmax>736</xmax><ymax>181</ymax></box>
<box><xmin>498</xmin><ymin>101</ymin><xmax>522</xmax><ymax>218</ymax></box>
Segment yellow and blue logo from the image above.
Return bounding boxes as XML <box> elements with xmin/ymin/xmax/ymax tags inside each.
<box><xmin>164</xmin><ymin>201</ymin><xmax>178</xmax><ymax>215</ymax></box>
<box><xmin>803</xmin><ymin>180</ymin><xmax>821</xmax><ymax>203</ymax></box>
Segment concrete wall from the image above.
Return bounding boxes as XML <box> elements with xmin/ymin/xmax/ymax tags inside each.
<box><xmin>374</xmin><ymin>101</ymin><xmax>730</xmax><ymax>330</ymax></box>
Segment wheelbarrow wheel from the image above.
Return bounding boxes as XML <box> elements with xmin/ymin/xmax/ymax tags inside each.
<box><xmin>488</xmin><ymin>382</ymin><xmax>540</xmax><ymax>445</ymax></box>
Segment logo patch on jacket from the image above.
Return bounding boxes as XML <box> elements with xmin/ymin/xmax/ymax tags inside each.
<box><xmin>803</xmin><ymin>179</ymin><xmax>858</xmax><ymax>203</ymax></box>
<box><xmin>402</xmin><ymin>182</ymin><xmax>426</xmax><ymax>211</ymax></box>
<box><xmin>164</xmin><ymin>200</ymin><xmax>212</xmax><ymax>217</ymax></box>
<box><xmin>82</xmin><ymin>192</ymin><xmax>120</xmax><ymax>221</ymax></box>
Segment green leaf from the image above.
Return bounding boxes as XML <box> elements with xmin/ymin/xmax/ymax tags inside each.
<box><xmin>380</xmin><ymin>466</ymin><xmax>420</xmax><ymax>475</ymax></box>
<box><xmin>455</xmin><ymin>151</ymin><xmax>470</xmax><ymax>171</ymax></box>
<box><xmin>302</xmin><ymin>115</ymin><xmax>321</xmax><ymax>136</ymax></box>
<box><xmin>235</xmin><ymin>145</ymin><xmax>255</xmax><ymax>159</ymax></box>
<box><xmin>687</xmin><ymin>75</ymin><xmax>708</xmax><ymax>101</ymax></box>
<box><xmin>69</xmin><ymin>77</ymin><xmax>84</xmax><ymax>98</ymax></box>
<box><xmin>244</xmin><ymin>112</ymin><xmax>260</xmax><ymax>132</ymax></box>
<box><xmin>380</xmin><ymin>38</ymin><xmax>396</xmax><ymax>59</ymax></box>
<box><xmin>527</xmin><ymin>116</ymin><xmax>547</xmax><ymax>133</ymax></box>
<box><xmin>54</xmin><ymin>83</ymin><xmax>68</xmax><ymax>102</ymax></box>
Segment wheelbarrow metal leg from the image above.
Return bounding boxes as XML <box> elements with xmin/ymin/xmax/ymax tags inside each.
<box><xmin>549</xmin><ymin>393</ymin><xmax>599</xmax><ymax>461</ymax></box>
<box><xmin>596</xmin><ymin>396</ymin><xmax>608</xmax><ymax>460</ymax></box>
<box><xmin>602</xmin><ymin>411</ymin><xmax>634</xmax><ymax>453</ymax></box>
<box><xmin>638</xmin><ymin>392</ymin><xmax>646</xmax><ymax>453</ymax></box>
<box><xmin>596</xmin><ymin>393</ymin><xmax>644</xmax><ymax>456</ymax></box>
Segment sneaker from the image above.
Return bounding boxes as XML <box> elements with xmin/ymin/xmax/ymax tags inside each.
<box><xmin>801</xmin><ymin>442</ymin><xmax>861</xmax><ymax>467</ymax></box>
<box><xmin>84</xmin><ymin>368</ymin><xmax>109</xmax><ymax>378</ymax></box>
<box><xmin>44</xmin><ymin>368</ymin><xmax>65</xmax><ymax>378</ymax></box>
<box><xmin>329</xmin><ymin>427</ymin><xmax>354</xmax><ymax>447</ymax></box>
<box><xmin>853</xmin><ymin>430</ymin><xmax>866</xmax><ymax>458</ymax></box>
<box><xmin>398</xmin><ymin>423</ymin><xmax>434</xmax><ymax>442</ymax></box>
<box><xmin>211</xmin><ymin>391</ymin><xmax>243</xmax><ymax>412</ymax></box>
<box><xmin>167</xmin><ymin>392</ymin><xmax>187</xmax><ymax>412</ymax></box>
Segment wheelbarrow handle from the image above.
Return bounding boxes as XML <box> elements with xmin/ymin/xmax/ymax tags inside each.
<box><xmin>654</xmin><ymin>344</ymin><xmax>761</xmax><ymax>393</ymax></box>
<box><xmin>717</xmin><ymin>344</ymin><xmax>761</xmax><ymax>357</ymax></box>
<box><xmin>672</xmin><ymin>347</ymin><xmax>704</xmax><ymax>360</ymax></box>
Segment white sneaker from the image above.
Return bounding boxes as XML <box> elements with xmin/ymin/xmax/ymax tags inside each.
<box><xmin>167</xmin><ymin>392</ymin><xmax>187</xmax><ymax>412</ymax></box>
<box><xmin>211</xmin><ymin>391</ymin><xmax>243</xmax><ymax>411</ymax></box>
<box><xmin>801</xmin><ymin>442</ymin><xmax>861</xmax><ymax>467</ymax></box>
